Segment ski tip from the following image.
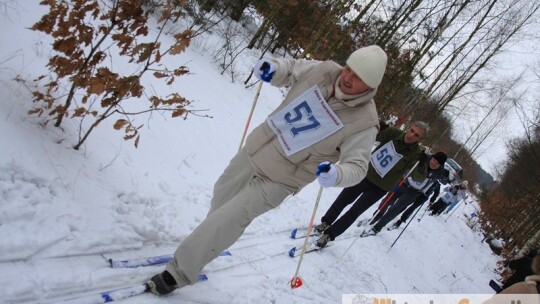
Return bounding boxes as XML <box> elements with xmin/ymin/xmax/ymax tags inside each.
<box><xmin>197</xmin><ymin>274</ymin><xmax>209</xmax><ymax>282</ymax></box>
<box><xmin>290</xmin><ymin>228</ymin><xmax>298</xmax><ymax>239</ymax></box>
<box><xmin>288</xmin><ymin>247</ymin><xmax>296</xmax><ymax>258</ymax></box>
<box><xmin>220</xmin><ymin>250</ymin><xmax>232</xmax><ymax>256</ymax></box>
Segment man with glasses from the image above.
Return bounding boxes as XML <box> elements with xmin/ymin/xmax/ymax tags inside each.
<box><xmin>315</xmin><ymin>121</ymin><xmax>429</xmax><ymax>247</ymax></box>
<box><xmin>361</xmin><ymin>151</ymin><xmax>448</xmax><ymax>236</ymax></box>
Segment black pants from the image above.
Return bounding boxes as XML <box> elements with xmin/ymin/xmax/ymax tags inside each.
<box><xmin>399</xmin><ymin>194</ymin><xmax>428</xmax><ymax>222</ymax></box>
<box><xmin>321</xmin><ymin>178</ymin><xmax>386</xmax><ymax>239</ymax></box>
<box><xmin>368</xmin><ymin>185</ymin><xmax>408</xmax><ymax>224</ymax></box>
<box><xmin>372</xmin><ymin>187</ymin><xmax>423</xmax><ymax>231</ymax></box>
<box><xmin>429</xmin><ymin>198</ymin><xmax>448</xmax><ymax>215</ymax></box>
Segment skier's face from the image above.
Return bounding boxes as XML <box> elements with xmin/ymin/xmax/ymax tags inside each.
<box><xmin>429</xmin><ymin>157</ymin><xmax>441</xmax><ymax>169</ymax></box>
<box><xmin>339</xmin><ymin>65</ymin><xmax>371</xmax><ymax>95</ymax></box>
<box><xmin>403</xmin><ymin>126</ymin><xmax>425</xmax><ymax>144</ymax></box>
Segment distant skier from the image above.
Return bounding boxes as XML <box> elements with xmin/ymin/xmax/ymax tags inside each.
<box><xmin>314</xmin><ymin>121</ymin><xmax>428</xmax><ymax>247</ymax></box>
<box><xmin>429</xmin><ymin>183</ymin><xmax>465</xmax><ymax>216</ymax></box>
<box><xmin>363</xmin><ymin>151</ymin><xmax>449</xmax><ymax>235</ymax></box>
<box><xmin>443</xmin><ymin>180</ymin><xmax>468</xmax><ymax>213</ymax></box>
<box><xmin>147</xmin><ymin>45</ymin><xmax>389</xmax><ymax>295</ymax></box>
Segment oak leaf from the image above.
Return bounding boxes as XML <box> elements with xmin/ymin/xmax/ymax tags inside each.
<box><xmin>114</xmin><ymin>119</ymin><xmax>129</xmax><ymax>130</ymax></box>
<box><xmin>172</xmin><ymin>108</ymin><xmax>186</xmax><ymax>118</ymax></box>
<box><xmin>153</xmin><ymin>72</ymin><xmax>168</xmax><ymax>79</ymax></box>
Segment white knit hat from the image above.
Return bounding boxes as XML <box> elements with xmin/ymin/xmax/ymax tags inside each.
<box><xmin>346</xmin><ymin>45</ymin><xmax>388</xmax><ymax>88</ymax></box>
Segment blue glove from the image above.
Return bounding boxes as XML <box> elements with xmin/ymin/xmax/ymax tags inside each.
<box><xmin>253</xmin><ymin>59</ymin><xmax>276</xmax><ymax>82</ymax></box>
<box><xmin>316</xmin><ymin>161</ymin><xmax>338</xmax><ymax>188</ymax></box>
<box><xmin>393</xmin><ymin>186</ymin><xmax>400</xmax><ymax>193</ymax></box>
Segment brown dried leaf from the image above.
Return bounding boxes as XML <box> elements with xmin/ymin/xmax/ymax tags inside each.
<box><xmin>52</xmin><ymin>25</ymin><xmax>69</xmax><ymax>38</ymax></box>
<box><xmin>136</xmin><ymin>26</ymin><xmax>148</xmax><ymax>36</ymax></box>
<box><xmin>170</xmin><ymin>30</ymin><xmax>193</xmax><ymax>55</ymax></box>
<box><xmin>73</xmin><ymin>107</ymin><xmax>87</xmax><ymax>117</ymax></box>
<box><xmin>114</xmin><ymin>119</ymin><xmax>128</xmax><ymax>130</ymax></box>
<box><xmin>112</xmin><ymin>33</ymin><xmax>134</xmax><ymax>54</ymax></box>
<box><xmin>149</xmin><ymin>96</ymin><xmax>160</xmax><ymax>107</ymax></box>
<box><xmin>153</xmin><ymin>71</ymin><xmax>168</xmax><ymax>79</ymax></box>
<box><xmin>173</xmin><ymin>67</ymin><xmax>189</xmax><ymax>76</ymax></box>
<box><xmin>52</xmin><ymin>37</ymin><xmax>78</xmax><ymax>55</ymax></box>
<box><xmin>31</xmin><ymin>12</ymin><xmax>56</xmax><ymax>34</ymax></box>
<box><xmin>132</xmin><ymin>43</ymin><xmax>154</xmax><ymax>63</ymax></box>
<box><xmin>32</xmin><ymin>91</ymin><xmax>45</xmax><ymax>101</ymax></box>
<box><xmin>87</xmin><ymin>78</ymin><xmax>105</xmax><ymax>95</ymax></box>
<box><xmin>155</xmin><ymin>49</ymin><xmax>162</xmax><ymax>63</ymax></box>
<box><xmin>28</xmin><ymin>108</ymin><xmax>44</xmax><ymax>116</ymax></box>
<box><xmin>124</xmin><ymin>132</ymin><xmax>137</xmax><ymax>140</ymax></box>
<box><xmin>172</xmin><ymin>108</ymin><xmax>186</xmax><ymax>118</ymax></box>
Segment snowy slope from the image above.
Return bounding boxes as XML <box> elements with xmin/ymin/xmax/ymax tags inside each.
<box><xmin>0</xmin><ymin>2</ymin><xmax>500</xmax><ymax>304</ymax></box>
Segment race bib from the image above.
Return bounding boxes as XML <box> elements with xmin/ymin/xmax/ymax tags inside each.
<box><xmin>407</xmin><ymin>176</ymin><xmax>429</xmax><ymax>191</ymax></box>
<box><xmin>267</xmin><ymin>86</ymin><xmax>343</xmax><ymax>156</ymax></box>
<box><xmin>441</xmin><ymin>191</ymin><xmax>455</xmax><ymax>203</ymax></box>
<box><xmin>370</xmin><ymin>141</ymin><xmax>403</xmax><ymax>177</ymax></box>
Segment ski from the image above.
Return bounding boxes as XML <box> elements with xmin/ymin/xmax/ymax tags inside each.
<box><xmin>358</xmin><ymin>229</ymin><xmax>378</xmax><ymax>238</ymax></box>
<box><xmin>386</xmin><ymin>223</ymin><xmax>401</xmax><ymax>231</ymax></box>
<box><xmin>288</xmin><ymin>235</ymin><xmax>335</xmax><ymax>257</ymax></box>
<box><xmin>289</xmin><ymin>228</ymin><xmax>319</xmax><ymax>239</ymax></box>
<box><xmin>288</xmin><ymin>243</ymin><xmax>330</xmax><ymax>257</ymax></box>
<box><xmin>386</xmin><ymin>225</ymin><xmax>400</xmax><ymax>231</ymax></box>
<box><xmin>57</xmin><ymin>274</ymin><xmax>208</xmax><ymax>304</ymax></box>
<box><xmin>356</xmin><ymin>218</ymin><xmax>371</xmax><ymax>227</ymax></box>
<box><xmin>109</xmin><ymin>250</ymin><xmax>232</xmax><ymax>268</ymax></box>
<box><xmin>288</xmin><ymin>227</ymin><xmax>375</xmax><ymax>257</ymax></box>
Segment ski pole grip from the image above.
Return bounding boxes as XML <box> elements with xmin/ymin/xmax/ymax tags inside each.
<box><xmin>316</xmin><ymin>162</ymin><xmax>331</xmax><ymax>176</ymax></box>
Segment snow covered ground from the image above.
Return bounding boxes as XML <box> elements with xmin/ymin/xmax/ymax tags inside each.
<box><xmin>0</xmin><ymin>2</ymin><xmax>501</xmax><ymax>303</ymax></box>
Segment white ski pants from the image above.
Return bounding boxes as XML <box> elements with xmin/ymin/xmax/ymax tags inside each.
<box><xmin>166</xmin><ymin>148</ymin><xmax>293</xmax><ymax>287</ymax></box>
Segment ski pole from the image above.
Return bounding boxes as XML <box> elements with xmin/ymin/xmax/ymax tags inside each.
<box><xmin>357</xmin><ymin>160</ymin><xmax>420</xmax><ymax>227</ymax></box>
<box><xmin>387</xmin><ymin>201</ymin><xmax>424</xmax><ymax>252</ymax></box>
<box><xmin>238</xmin><ymin>81</ymin><xmax>263</xmax><ymax>152</ymax></box>
<box><xmin>444</xmin><ymin>198</ymin><xmax>466</xmax><ymax>222</ymax></box>
<box><xmin>343</xmin><ymin>160</ymin><xmax>420</xmax><ymax>259</ymax></box>
<box><xmin>417</xmin><ymin>203</ymin><xmax>431</xmax><ymax>222</ymax></box>
<box><xmin>291</xmin><ymin>186</ymin><xmax>324</xmax><ymax>289</ymax></box>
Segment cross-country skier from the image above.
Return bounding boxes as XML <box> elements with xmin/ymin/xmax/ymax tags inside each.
<box><xmin>388</xmin><ymin>168</ymin><xmax>450</xmax><ymax>229</ymax></box>
<box><xmin>429</xmin><ymin>183</ymin><xmax>465</xmax><ymax>215</ymax></box>
<box><xmin>314</xmin><ymin>121</ymin><xmax>428</xmax><ymax>248</ymax></box>
<box><xmin>147</xmin><ymin>45</ymin><xmax>388</xmax><ymax>295</ymax></box>
<box><xmin>362</xmin><ymin>151</ymin><xmax>448</xmax><ymax>235</ymax></box>
<box><xmin>443</xmin><ymin>180</ymin><xmax>468</xmax><ymax>213</ymax></box>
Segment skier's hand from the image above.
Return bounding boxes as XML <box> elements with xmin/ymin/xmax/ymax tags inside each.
<box><xmin>378</xmin><ymin>120</ymin><xmax>390</xmax><ymax>132</ymax></box>
<box><xmin>417</xmin><ymin>151</ymin><xmax>428</xmax><ymax>163</ymax></box>
<box><xmin>316</xmin><ymin>161</ymin><xmax>338</xmax><ymax>188</ymax></box>
<box><xmin>253</xmin><ymin>59</ymin><xmax>276</xmax><ymax>82</ymax></box>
